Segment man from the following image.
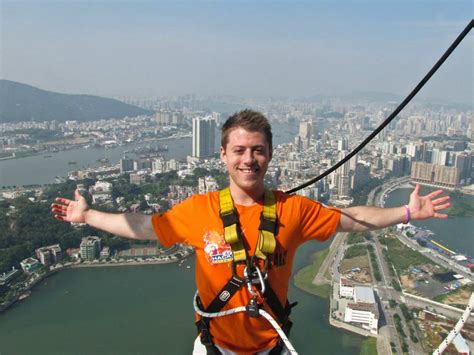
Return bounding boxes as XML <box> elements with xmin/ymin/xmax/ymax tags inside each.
<box><xmin>51</xmin><ymin>110</ymin><xmax>450</xmax><ymax>354</ymax></box>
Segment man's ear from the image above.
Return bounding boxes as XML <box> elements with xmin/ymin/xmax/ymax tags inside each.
<box><xmin>220</xmin><ymin>146</ymin><xmax>226</xmax><ymax>164</ymax></box>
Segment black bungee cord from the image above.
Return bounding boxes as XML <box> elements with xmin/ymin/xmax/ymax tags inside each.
<box><xmin>285</xmin><ymin>19</ymin><xmax>473</xmax><ymax>195</ymax></box>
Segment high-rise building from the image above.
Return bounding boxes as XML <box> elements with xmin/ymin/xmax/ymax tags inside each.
<box><xmin>35</xmin><ymin>244</ymin><xmax>62</xmax><ymax>266</ymax></box>
<box><xmin>411</xmin><ymin>162</ymin><xmax>460</xmax><ymax>187</ymax></box>
<box><xmin>338</xmin><ymin>137</ymin><xmax>348</xmax><ymax>152</ymax></box>
<box><xmin>80</xmin><ymin>236</ymin><xmax>101</xmax><ymax>261</ymax></box>
<box><xmin>155</xmin><ymin>110</ymin><xmax>184</xmax><ymax>126</ymax></box>
<box><xmin>299</xmin><ymin>121</ymin><xmax>312</xmax><ymax>140</ymax></box>
<box><xmin>120</xmin><ymin>157</ymin><xmax>135</xmax><ymax>173</ymax></box>
<box><xmin>336</xmin><ymin>151</ymin><xmax>351</xmax><ymax>196</ymax></box>
<box><xmin>431</xmin><ymin>149</ymin><xmax>450</xmax><ymax>166</ymax></box>
<box><xmin>192</xmin><ymin>116</ymin><xmax>216</xmax><ymax>158</ymax></box>
<box><xmin>454</xmin><ymin>153</ymin><xmax>472</xmax><ymax>183</ymax></box>
<box><xmin>298</xmin><ymin>121</ymin><xmax>312</xmax><ymax>150</ymax></box>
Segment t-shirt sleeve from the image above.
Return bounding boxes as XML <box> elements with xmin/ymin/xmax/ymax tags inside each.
<box><xmin>298</xmin><ymin>196</ymin><xmax>341</xmax><ymax>242</ymax></box>
<box><xmin>151</xmin><ymin>196</ymin><xmax>198</xmax><ymax>247</ymax></box>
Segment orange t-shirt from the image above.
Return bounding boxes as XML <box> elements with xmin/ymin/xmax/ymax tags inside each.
<box><xmin>151</xmin><ymin>190</ymin><xmax>340</xmax><ymax>354</ymax></box>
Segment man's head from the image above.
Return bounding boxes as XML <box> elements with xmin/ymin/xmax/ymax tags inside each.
<box><xmin>221</xmin><ymin>110</ymin><xmax>272</xmax><ymax>153</ymax></box>
<box><xmin>220</xmin><ymin>110</ymin><xmax>273</xmax><ymax>200</ymax></box>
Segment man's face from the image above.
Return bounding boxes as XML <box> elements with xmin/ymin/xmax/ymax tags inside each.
<box><xmin>220</xmin><ymin>128</ymin><xmax>272</xmax><ymax>196</ymax></box>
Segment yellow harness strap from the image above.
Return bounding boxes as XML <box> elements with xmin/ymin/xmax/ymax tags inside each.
<box><xmin>219</xmin><ymin>188</ymin><xmax>277</xmax><ymax>263</ymax></box>
<box><xmin>255</xmin><ymin>189</ymin><xmax>277</xmax><ymax>260</ymax></box>
<box><xmin>219</xmin><ymin>187</ymin><xmax>247</xmax><ymax>262</ymax></box>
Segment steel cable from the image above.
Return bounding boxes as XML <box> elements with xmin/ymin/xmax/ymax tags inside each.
<box><xmin>286</xmin><ymin>19</ymin><xmax>473</xmax><ymax>194</ymax></box>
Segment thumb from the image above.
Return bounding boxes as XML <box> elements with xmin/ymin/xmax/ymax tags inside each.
<box><xmin>74</xmin><ymin>189</ymin><xmax>83</xmax><ymax>200</ymax></box>
<box><xmin>412</xmin><ymin>183</ymin><xmax>420</xmax><ymax>196</ymax></box>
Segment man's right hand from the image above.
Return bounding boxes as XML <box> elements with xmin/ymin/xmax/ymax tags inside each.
<box><xmin>51</xmin><ymin>189</ymin><xmax>89</xmax><ymax>223</ymax></box>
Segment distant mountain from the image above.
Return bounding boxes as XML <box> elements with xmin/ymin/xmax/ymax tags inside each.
<box><xmin>0</xmin><ymin>80</ymin><xmax>154</xmax><ymax>123</ymax></box>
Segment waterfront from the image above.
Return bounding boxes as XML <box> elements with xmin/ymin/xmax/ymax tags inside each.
<box><xmin>0</xmin><ymin>122</ymin><xmax>297</xmax><ymax>187</ymax></box>
<box><xmin>0</xmin><ymin>241</ymin><xmax>363</xmax><ymax>355</ymax></box>
<box><xmin>385</xmin><ymin>186</ymin><xmax>474</xmax><ymax>258</ymax></box>
<box><xmin>0</xmin><ymin>136</ymin><xmax>192</xmax><ymax>187</ymax></box>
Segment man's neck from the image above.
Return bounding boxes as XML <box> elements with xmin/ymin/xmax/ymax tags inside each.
<box><xmin>229</xmin><ymin>185</ymin><xmax>264</xmax><ymax>206</ymax></box>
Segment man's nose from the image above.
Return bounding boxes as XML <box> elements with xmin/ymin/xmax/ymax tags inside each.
<box><xmin>243</xmin><ymin>150</ymin><xmax>255</xmax><ymax>164</ymax></box>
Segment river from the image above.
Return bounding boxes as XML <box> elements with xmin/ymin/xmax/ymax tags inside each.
<box><xmin>0</xmin><ymin>241</ymin><xmax>363</xmax><ymax>354</ymax></box>
<box><xmin>0</xmin><ymin>122</ymin><xmax>298</xmax><ymax>187</ymax></box>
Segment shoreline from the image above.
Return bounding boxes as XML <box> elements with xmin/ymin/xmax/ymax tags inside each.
<box><xmin>0</xmin><ymin>134</ymin><xmax>191</xmax><ymax>164</ymax></box>
<box><xmin>0</xmin><ymin>253</ymin><xmax>192</xmax><ymax>315</ymax></box>
<box><xmin>68</xmin><ymin>257</ymin><xmax>186</xmax><ymax>269</ymax></box>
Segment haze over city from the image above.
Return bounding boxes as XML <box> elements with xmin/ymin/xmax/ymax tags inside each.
<box><xmin>1</xmin><ymin>0</ymin><xmax>472</xmax><ymax>103</ymax></box>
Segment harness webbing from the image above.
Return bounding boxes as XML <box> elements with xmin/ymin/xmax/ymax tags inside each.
<box><xmin>256</xmin><ymin>189</ymin><xmax>278</xmax><ymax>260</ymax></box>
<box><xmin>219</xmin><ymin>187</ymin><xmax>247</xmax><ymax>262</ymax></box>
<box><xmin>219</xmin><ymin>187</ymin><xmax>278</xmax><ymax>263</ymax></box>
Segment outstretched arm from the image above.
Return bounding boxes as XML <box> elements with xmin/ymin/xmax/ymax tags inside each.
<box><xmin>336</xmin><ymin>184</ymin><xmax>450</xmax><ymax>233</ymax></box>
<box><xmin>51</xmin><ymin>189</ymin><xmax>157</xmax><ymax>240</ymax></box>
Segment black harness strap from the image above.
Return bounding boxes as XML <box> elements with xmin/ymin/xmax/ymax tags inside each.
<box><xmin>196</xmin><ymin>275</ymin><xmax>245</xmax><ymax>354</ymax></box>
<box><xmin>206</xmin><ymin>275</ymin><xmax>245</xmax><ymax>313</ymax></box>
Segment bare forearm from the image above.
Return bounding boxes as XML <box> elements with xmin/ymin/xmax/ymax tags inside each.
<box><xmin>337</xmin><ymin>205</ymin><xmax>406</xmax><ymax>233</ymax></box>
<box><xmin>84</xmin><ymin>209</ymin><xmax>156</xmax><ymax>240</ymax></box>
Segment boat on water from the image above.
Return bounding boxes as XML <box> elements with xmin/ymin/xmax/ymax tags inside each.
<box><xmin>19</xmin><ymin>290</ymin><xmax>31</xmax><ymax>300</ymax></box>
<box><xmin>68</xmin><ymin>161</ymin><xmax>77</xmax><ymax>165</ymax></box>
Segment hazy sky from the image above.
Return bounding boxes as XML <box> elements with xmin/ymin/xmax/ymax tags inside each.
<box><xmin>1</xmin><ymin>0</ymin><xmax>472</xmax><ymax>103</ymax></box>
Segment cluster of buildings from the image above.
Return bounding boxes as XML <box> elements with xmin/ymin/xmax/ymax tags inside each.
<box><xmin>45</xmin><ymin>98</ymin><xmax>472</xmax><ymax>216</ymax></box>
<box><xmin>337</xmin><ymin>278</ymin><xmax>379</xmax><ymax>335</ymax></box>
<box><xmin>15</xmin><ymin>238</ymin><xmax>105</xmax><ymax>277</ymax></box>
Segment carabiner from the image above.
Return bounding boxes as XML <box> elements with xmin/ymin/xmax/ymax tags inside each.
<box><xmin>244</xmin><ymin>266</ymin><xmax>266</xmax><ymax>295</ymax></box>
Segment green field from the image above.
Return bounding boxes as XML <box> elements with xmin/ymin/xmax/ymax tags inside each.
<box><xmin>294</xmin><ymin>248</ymin><xmax>331</xmax><ymax>298</ymax></box>
<box><xmin>360</xmin><ymin>337</ymin><xmax>378</xmax><ymax>355</ymax></box>
<box><xmin>347</xmin><ymin>232</ymin><xmax>370</xmax><ymax>245</ymax></box>
<box><xmin>379</xmin><ymin>235</ymin><xmax>434</xmax><ymax>274</ymax></box>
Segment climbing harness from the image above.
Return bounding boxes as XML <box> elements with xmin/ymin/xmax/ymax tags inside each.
<box><xmin>286</xmin><ymin>19</ymin><xmax>473</xmax><ymax>195</ymax></box>
<box><xmin>194</xmin><ymin>188</ymin><xmax>298</xmax><ymax>354</ymax></box>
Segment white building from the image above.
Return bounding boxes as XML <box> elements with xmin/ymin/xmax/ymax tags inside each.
<box><xmin>339</xmin><ymin>278</ymin><xmax>354</xmax><ymax>299</ymax></box>
<box><xmin>80</xmin><ymin>236</ymin><xmax>101</xmax><ymax>261</ymax></box>
<box><xmin>90</xmin><ymin>181</ymin><xmax>113</xmax><ymax>204</ymax></box>
<box><xmin>452</xmin><ymin>334</ymin><xmax>470</xmax><ymax>355</ymax></box>
<box><xmin>192</xmin><ymin>116</ymin><xmax>216</xmax><ymax>158</ymax></box>
<box><xmin>198</xmin><ymin>176</ymin><xmax>219</xmax><ymax>194</ymax></box>
<box><xmin>20</xmin><ymin>258</ymin><xmax>42</xmax><ymax>274</ymax></box>
<box><xmin>344</xmin><ymin>303</ymin><xmax>379</xmax><ymax>334</ymax></box>
<box><xmin>342</xmin><ymin>285</ymin><xmax>379</xmax><ymax>334</ymax></box>
<box><xmin>354</xmin><ymin>286</ymin><xmax>376</xmax><ymax>304</ymax></box>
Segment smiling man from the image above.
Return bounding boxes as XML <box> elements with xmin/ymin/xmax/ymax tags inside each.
<box><xmin>51</xmin><ymin>109</ymin><xmax>450</xmax><ymax>354</ymax></box>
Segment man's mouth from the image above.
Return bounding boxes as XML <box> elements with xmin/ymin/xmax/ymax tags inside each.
<box><xmin>237</xmin><ymin>167</ymin><xmax>259</xmax><ymax>174</ymax></box>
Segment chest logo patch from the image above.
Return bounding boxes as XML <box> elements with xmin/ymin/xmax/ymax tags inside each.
<box><xmin>203</xmin><ymin>230</ymin><xmax>233</xmax><ymax>264</ymax></box>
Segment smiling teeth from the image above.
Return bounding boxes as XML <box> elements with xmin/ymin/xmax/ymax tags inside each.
<box><xmin>240</xmin><ymin>168</ymin><xmax>257</xmax><ymax>173</ymax></box>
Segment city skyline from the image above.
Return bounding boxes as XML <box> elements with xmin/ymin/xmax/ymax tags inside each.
<box><xmin>1</xmin><ymin>0</ymin><xmax>472</xmax><ymax>104</ymax></box>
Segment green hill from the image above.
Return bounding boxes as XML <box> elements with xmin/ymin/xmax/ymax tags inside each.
<box><xmin>0</xmin><ymin>80</ymin><xmax>153</xmax><ymax>123</ymax></box>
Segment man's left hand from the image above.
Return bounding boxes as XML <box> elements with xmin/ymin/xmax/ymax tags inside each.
<box><xmin>408</xmin><ymin>183</ymin><xmax>451</xmax><ymax>220</ymax></box>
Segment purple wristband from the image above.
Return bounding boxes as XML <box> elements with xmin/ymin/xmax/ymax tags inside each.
<box><xmin>404</xmin><ymin>205</ymin><xmax>411</xmax><ymax>224</ymax></box>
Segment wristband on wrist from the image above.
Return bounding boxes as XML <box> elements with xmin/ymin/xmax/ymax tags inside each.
<box><xmin>403</xmin><ymin>205</ymin><xmax>411</xmax><ymax>224</ymax></box>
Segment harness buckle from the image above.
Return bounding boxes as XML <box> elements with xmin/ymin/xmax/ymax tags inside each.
<box><xmin>246</xmin><ymin>298</ymin><xmax>261</xmax><ymax>318</ymax></box>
